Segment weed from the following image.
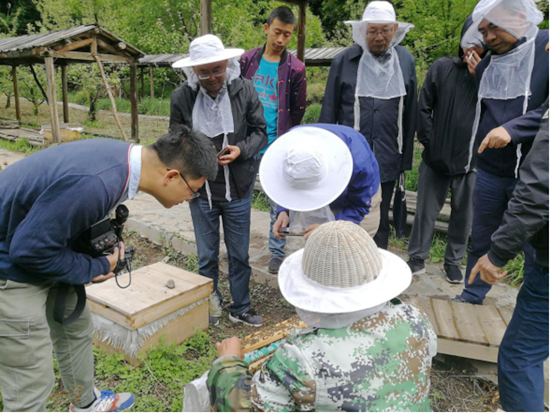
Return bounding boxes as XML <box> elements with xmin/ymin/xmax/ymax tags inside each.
<box><xmin>303</xmin><ymin>103</ymin><xmax>322</xmax><ymax>124</ymax></box>
<box><xmin>184</xmin><ymin>253</ymin><xmax>199</xmax><ymax>273</ymax></box>
<box><xmin>0</xmin><ymin>138</ymin><xmax>40</xmax><ymax>155</ymax></box>
<box><xmin>251</xmin><ymin>190</ymin><xmax>271</xmax><ymax>213</ymax></box>
<box><xmin>502</xmin><ymin>253</ymin><xmax>525</xmax><ymax>287</ymax></box>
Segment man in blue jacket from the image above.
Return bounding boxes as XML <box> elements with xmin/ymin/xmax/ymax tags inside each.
<box><xmin>0</xmin><ymin>126</ymin><xmax>217</xmax><ymax>412</ymax></box>
<box><xmin>264</xmin><ymin>124</ymin><xmax>381</xmax><ymax>239</ymax></box>
<box><xmin>456</xmin><ymin>0</ymin><xmax>549</xmax><ymax>304</ymax></box>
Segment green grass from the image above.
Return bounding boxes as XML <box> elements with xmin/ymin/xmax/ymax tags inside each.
<box><xmin>251</xmin><ymin>190</ymin><xmax>271</xmax><ymax>212</ymax></box>
<box><xmin>303</xmin><ymin>103</ymin><xmax>322</xmax><ymax>125</ymax></box>
<box><xmin>502</xmin><ymin>253</ymin><xmax>525</xmax><ymax>287</ymax></box>
<box><xmin>68</xmin><ymin>93</ymin><xmax>170</xmax><ymax>117</ymax></box>
<box><xmin>0</xmin><ymin>138</ymin><xmax>41</xmax><ymax>155</ymax></box>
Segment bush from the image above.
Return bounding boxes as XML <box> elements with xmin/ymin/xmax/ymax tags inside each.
<box><xmin>96</xmin><ymin>97</ymin><xmax>132</xmax><ymax>113</ymax></box>
<box><xmin>303</xmin><ymin>103</ymin><xmax>322</xmax><ymax>125</ymax></box>
<box><xmin>139</xmin><ymin>97</ymin><xmax>171</xmax><ymax>117</ymax></box>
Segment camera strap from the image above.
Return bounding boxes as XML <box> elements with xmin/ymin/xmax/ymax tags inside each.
<box><xmin>53</xmin><ymin>283</ymin><xmax>87</xmax><ymax>325</ymax></box>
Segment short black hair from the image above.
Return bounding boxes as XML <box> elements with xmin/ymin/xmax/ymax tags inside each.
<box><xmin>151</xmin><ymin>125</ymin><xmax>218</xmax><ymax>180</ymax></box>
<box><xmin>267</xmin><ymin>6</ymin><xmax>296</xmax><ymax>26</ymax></box>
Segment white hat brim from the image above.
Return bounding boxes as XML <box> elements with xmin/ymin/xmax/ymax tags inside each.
<box><xmin>278</xmin><ymin>248</ymin><xmax>412</xmax><ymax>314</ymax></box>
<box><xmin>344</xmin><ymin>19</ymin><xmax>410</xmax><ymax>26</ymax></box>
<box><xmin>259</xmin><ymin>126</ymin><xmax>353</xmax><ymax>212</ymax></box>
<box><xmin>171</xmin><ymin>48</ymin><xmax>244</xmax><ymax>68</ymax></box>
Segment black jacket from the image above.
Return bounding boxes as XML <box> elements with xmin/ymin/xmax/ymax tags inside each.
<box><xmin>318</xmin><ymin>44</ymin><xmax>417</xmax><ymax>183</ymax></box>
<box><xmin>418</xmin><ymin>57</ymin><xmax>478</xmax><ymax>175</ymax></box>
<box><xmin>169</xmin><ymin>77</ymin><xmax>267</xmax><ymax>200</ymax></box>
<box><xmin>475</xmin><ymin>30</ymin><xmax>549</xmax><ymax>178</ymax></box>
<box><xmin>488</xmin><ymin>99</ymin><xmax>549</xmax><ymax>268</ymax></box>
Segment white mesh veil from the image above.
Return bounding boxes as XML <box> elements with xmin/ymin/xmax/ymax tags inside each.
<box><xmin>181</xmin><ymin>58</ymin><xmax>242</xmax><ymax>207</ymax></box>
<box><xmin>461</xmin><ymin>0</ymin><xmax>542</xmax><ymax>177</ymax></box>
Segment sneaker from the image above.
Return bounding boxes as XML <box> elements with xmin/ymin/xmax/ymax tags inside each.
<box><xmin>228</xmin><ymin>310</ymin><xmax>264</xmax><ymax>327</ymax></box>
<box><xmin>70</xmin><ymin>388</ymin><xmax>135</xmax><ymax>412</ymax></box>
<box><xmin>209</xmin><ymin>316</ymin><xmax>220</xmax><ymax>326</ymax></box>
<box><xmin>407</xmin><ymin>258</ymin><xmax>426</xmax><ymax>275</ymax></box>
<box><xmin>444</xmin><ymin>264</ymin><xmax>464</xmax><ymax>284</ymax></box>
<box><xmin>268</xmin><ymin>257</ymin><xmax>284</xmax><ymax>274</ymax></box>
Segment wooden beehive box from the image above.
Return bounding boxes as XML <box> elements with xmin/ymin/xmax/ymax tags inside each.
<box><xmin>86</xmin><ymin>262</ymin><xmax>213</xmax><ymax>366</ymax></box>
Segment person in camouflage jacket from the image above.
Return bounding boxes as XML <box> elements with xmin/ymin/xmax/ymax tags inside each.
<box><xmin>207</xmin><ymin>221</ymin><xmax>437</xmax><ymax>412</ymax></box>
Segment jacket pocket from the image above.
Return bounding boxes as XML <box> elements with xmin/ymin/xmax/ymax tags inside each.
<box><xmin>0</xmin><ymin>318</ymin><xmax>37</xmax><ymax>367</ymax></box>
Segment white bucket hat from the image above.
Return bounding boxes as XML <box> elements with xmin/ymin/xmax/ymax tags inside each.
<box><xmin>172</xmin><ymin>34</ymin><xmax>244</xmax><ymax>68</ymax></box>
<box><xmin>259</xmin><ymin>126</ymin><xmax>353</xmax><ymax>212</ymax></box>
<box><xmin>278</xmin><ymin>221</ymin><xmax>412</xmax><ymax>313</ymax></box>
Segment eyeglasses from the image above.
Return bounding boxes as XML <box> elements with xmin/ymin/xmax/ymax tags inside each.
<box><xmin>197</xmin><ymin>70</ymin><xmax>226</xmax><ymax>80</ymax></box>
<box><xmin>180</xmin><ymin>173</ymin><xmax>201</xmax><ymax>200</ymax></box>
<box><xmin>167</xmin><ymin>168</ymin><xmax>200</xmax><ymax>200</ymax></box>
<box><xmin>366</xmin><ymin>28</ymin><xmax>394</xmax><ymax>38</ymax></box>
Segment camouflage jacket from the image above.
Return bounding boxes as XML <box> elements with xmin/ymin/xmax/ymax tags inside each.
<box><xmin>207</xmin><ymin>301</ymin><xmax>437</xmax><ymax>412</ymax></box>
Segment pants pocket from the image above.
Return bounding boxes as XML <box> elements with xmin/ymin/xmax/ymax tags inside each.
<box><xmin>0</xmin><ymin>318</ymin><xmax>37</xmax><ymax>367</ymax></box>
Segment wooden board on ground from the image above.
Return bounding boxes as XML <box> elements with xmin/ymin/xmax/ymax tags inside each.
<box><xmin>87</xmin><ymin>262</ymin><xmax>213</xmax><ymax>366</ymax></box>
<box><xmin>404</xmin><ymin>295</ymin><xmax>509</xmax><ymax>363</ymax></box>
<box><xmin>0</xmin><ymin>126</ymin><xmax>46</xmax><ymax>146</ymax></box>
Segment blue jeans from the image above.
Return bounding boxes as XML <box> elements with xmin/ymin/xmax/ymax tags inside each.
<box><xmin>255</xmin><ymin>155</ymin><xmax>286</xmax><ymax>259</ymax></box>
<box><xmin>189</xmin><ymin>196</ymin><xmax>252</xmax><ymax>315</ymax></box>
<box><xmin>498</xmin><ymin>261</ymin><xmax>549</xmax><ymax>412</ymax></box>
<box><xmin>461</xmin><ymin>169</ymin><xmax>536</xmax><ymax>304</ymax></box>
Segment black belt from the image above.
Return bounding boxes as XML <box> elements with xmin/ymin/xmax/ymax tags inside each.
<box><xmin>53</xmin><ymin>283</ymin><xmax>87</xmax><ymax>325</ymax></box>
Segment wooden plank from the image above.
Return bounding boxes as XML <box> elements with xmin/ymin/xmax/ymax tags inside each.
<box><xmin>129</xmin><ymin>63</ymin><xmax>139</xmax><ymax>142</ymax></box>
<box><xmin>297</xmin><ymin>2</ymin><xmax>307</xmax><ymax>63</ymax></box>
<box><xmin>86</xmin><ymin>262</ymin><xmax>213</xmax><ymax>330</ymax></box>
<box><xmin>438</xmin><ymin>338</ymin><xmax>499</xmax><ymax>363</ymax></box>
<box><xmin>497</xmin><ymin>307</ymin><xmax>514</xmax><ymax>327</ymax></box>
<box><xmin>149</xmin><ymin>66</ymin><xmax>154</xmax><ymax>99</ymax></box>
<box><xmin>44</xmin><ymin>57</ymin><xmax>61</xmax><ymax>144</ymax></box>
<box><xmin>140</xmin><ymin>67</ymin><xmax>144</xmax><ymax>99</ymax></box>
<box><xmin>474</xmin><ymin>305</ymin><xmax>507</xmax><ymax>346</ymax></box>
<box><xmin>12</xmin><ymin>66</ymin><xmax>21</xmax><ymax>122</ymax></box>
<box><xmin>200</xmin><ymin>0</ymin><xmax>212</xmax><ymax>35</ymax></box>
<box><xmin>404</xmin><ymin>296</ymin><xmax>438</xmax><ymax>334</ymax></box>
<box><xmin>61</xmin><ymin>65</ymin><xmax>69</xmax><ymax>123</ymax></box>
<box><xmin>97</xmin><ymin>38</ymin><xmax>121</xmax><ymax>56</ymax></box>
<box><xmin>51</xmin><ymin>51</ymin><xmax>134</xmax><ymax>63</ymax></box>
<box><xmin>449</xmin><ymin>301</ymin><xmax>489</xmax><ymax>345</ymax></box>
<box><xmin>93</xmin><ymin>300</ymin><xmax>208</xmax><ymax>366</ymax></box>
<box><xmin>54</xmin><ymin>38</ymin><xmax>93</xmax><ymax>54</ymax></box>
<box><xmin>431</xmin><ymin>299</ymin><xmax>460</xmax><ymax>340</ymax></box>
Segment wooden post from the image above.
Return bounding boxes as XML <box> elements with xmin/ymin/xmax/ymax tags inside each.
<box><xmin>44</xmin><ymin>57</ymin><xmax>61</xmax><ymax>144</ymax></box>
<box><xmin>93</xmin><ymin>55</ymin><xmax>129</xmax><ymax>142</ymax></box>
<box><xmin>130</xmin><ymin>63</ymin><xmax>139</xmax><ymax>142</ymax></box>
<box><xmin>149</xmin><ymin>66</ymin><xmax>154</xmax><ymax>100</ymax></box>
<box><xmin>297</xmin><ymin>1</ymin><xmax>307</xmax><ymax>63</ymax></box>
<box><xmin>12</xmin><ymin>66</ymin><xmax>21</xmax><ymax>123</ymax></box>
<box><xmin>200</xmin><ymin>0</ymin><xmax>212</xmax><ymax>35</ymax></box>
<box><xmin>140</xmin><ymin>66</ymin><xmax>144</xmax><ymax>99</ymax></box>
<box><xmin>61</xmin><ymin>65</ymin><xmax>69</xmax><ymax>123</ymax></box>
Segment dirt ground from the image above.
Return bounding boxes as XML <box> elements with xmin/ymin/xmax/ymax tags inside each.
<box><xmin>125</xmin><ymin>230</ymin><xmax>501</xmax><ymax>412</ymax></box>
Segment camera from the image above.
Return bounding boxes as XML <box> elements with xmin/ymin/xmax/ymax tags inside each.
<box><xmin>74</xmin><ymin>204</ymin><xmax>136</xmax><ymax>285</ymax></box>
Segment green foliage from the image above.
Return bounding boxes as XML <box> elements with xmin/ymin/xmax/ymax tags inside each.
<box><xmin>303</xmin><ymin>103</ymin><xmax>322</xmax><ymax>124</ymax></box>
<box><xmin>252</xmin><ymin>190</ymin><xmax>271</xmax><ymax>212</ymax></box>
<box><xmin>502</xmin><ymin>253</ymin><xmax>525</xmax><ymax>287</ymax></box>
<box><xmin>138</xmin><ymin>97</ymin><xmax>171</xmax><ymax>117</ymax></box>
<box><xmin>0</xmin><ymin>138</ymin><xmax>40</xmax><ymax>155</ymax></box>
<box><xmin>405</xmin><ymin>142</ymin><xmax>423</xmax><ymax>192</ymax></box>
<box><xmin>184</xmin><ymin>253</ymin><xmax>199</xmax><ymax>273</ymax></box>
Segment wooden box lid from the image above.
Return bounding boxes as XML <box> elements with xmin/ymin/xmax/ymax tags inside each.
<box><xmin>86</xmin><ymin>262</ymin><xmax>213</xmax><ymax>330</ymax></box>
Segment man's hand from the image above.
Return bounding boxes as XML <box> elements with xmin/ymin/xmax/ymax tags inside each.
<box><xmin>469</xmin><ymin>254</ymin><xmax>508</xmax><ymax>286</ymax></box>
<box><xmin>304</xmin><ymin>223</ymin><xmax>321</xmax><ymax>240</ymax></box>
<box><xmin>215</xmin><ymin>337</ymin><xmax>244</xmax><ymax>359</ymax></box>
<box><xmin>92</xmin><ymin>244</ymin><xmax>125</xmax><ymax>283</ymax></box>
<box><xmin>218</xmin><ymin>145</ymin><xmax>241</xmax><ymax>166</ymax></box>
<box><xmin>273</xmin><ymin>211</ymin><xmax>290</xmax><ymax>239</ymax></box>
<box><xmin>478</xmin><ymin>127</ymin><xmax>512</xmax><ymax>154</ymax></box>
<box><xmin>466</xmin><ymin>50</ymin><xmax>482</xmax><ymax>76</ymax></box>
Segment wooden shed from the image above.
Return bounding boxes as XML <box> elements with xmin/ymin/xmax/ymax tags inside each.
<box><xmin>0</xmin><ymin>25</ymin><xmax>145</xmax><ymax>143</ymax></box>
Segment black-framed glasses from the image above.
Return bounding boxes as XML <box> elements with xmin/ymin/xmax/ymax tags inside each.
<box><xmin>180</xmin><ymin>173</ymin><xmax>201</xmax><ymax>200</ymax></box>
<box><xmin>168</xmin><ymin>168</ymin><xmax>200</xmax><ymax>200</ymax></box>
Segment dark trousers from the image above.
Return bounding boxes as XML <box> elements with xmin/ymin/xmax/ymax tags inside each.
<box><xmin>189</xmin><ymin>196</ymin><xmax>252</xmax><ymax>315</ymax></box>
<box><xmin>408</xmin><ymin>161</ymin><xmax>475</xmax><ymax>266</ymax></box>
<box><xmin>461</xmin><ymin>169</ymin><xmax>536</xmax><ymax>304</ymax></box>
<box><xmin>498</xmin><ymin>261</ymin><xmax>549</xmax><ymax>412</ymax></box>
<box><xmin>374</xmin><ymin>180</ymin><xmax>396</xmax><ymax>249</ymax></box>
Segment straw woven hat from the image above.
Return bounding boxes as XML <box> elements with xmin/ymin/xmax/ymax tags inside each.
<box><xmin>278</xmin><ymin>221</ymin><xmax>412</xmax><ymax>313</ymax></box>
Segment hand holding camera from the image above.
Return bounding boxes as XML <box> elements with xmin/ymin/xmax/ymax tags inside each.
<box><xmin>91</xmin><ymin>244</ymin><xmax>125</xmax><ymax>283</ymax></box>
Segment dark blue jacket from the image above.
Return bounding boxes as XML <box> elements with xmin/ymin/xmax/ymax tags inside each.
<box><xmin>318</xmin><ymin>44</ymin><xmax>417</xmax><ymax>183</ymax></box>
<box><xmin>475</xmin><ymin>30</ymin><xmax>549</xmax><ymax>178</ymax></box>
<box><xmin>277</xmin><ymin>124</ymin><xmax>380</xmax><ymax>224</ymax></box>
<box><xmin>0</xmin><ymin>139</ymin><xmax>132</xmax><ymax>285</ymax></box>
